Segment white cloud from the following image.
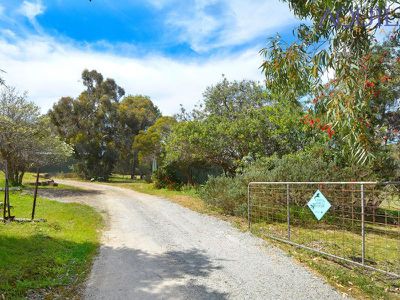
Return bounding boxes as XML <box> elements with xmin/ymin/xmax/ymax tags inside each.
<box><xmin>17</xmin><ymin>1</ymin><xmax>45</xmax><ymax>25</ymax></box>
<box><xmin>0</xmin><ymin>36</ymin><xmax>265</xmax><ymax>115</ymax></box>
<box><xmin>0</xmin><ymin>4</ymin><xmax>4</xmax><ymax>17</ymax></box>
<box><xmin>0</xmin><ymin>29</ymin><xmax>16</xmax><ymax>39</ymax></box>
<box><xmin>165</xmin><ymin>0</ymin><xmax>298</xmax><ymax>52</ymax></box>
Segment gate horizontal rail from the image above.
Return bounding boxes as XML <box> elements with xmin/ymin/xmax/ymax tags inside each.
<box><xmin>248</xmin><ymin>182</ymin><xmax>400</xmax><ymax>279</ymax></box>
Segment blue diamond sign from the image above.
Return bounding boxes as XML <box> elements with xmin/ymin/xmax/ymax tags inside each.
<box><xmin>307</xmin><ymin>190</ymin><xmax>331</xmax><ymax>221</ymax></box>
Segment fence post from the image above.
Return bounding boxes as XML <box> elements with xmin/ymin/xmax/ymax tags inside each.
<box><xmin>2</xmin><ymin>161</ymin><xmax>7</xmax><ymax>222</ymax></box>
<box><xmin>31</xmin><ymin>167</ymin><xmax>40</xmax><ymax>220</ymax></box>
<box><xmin>4</xmin><ymin>161</ymin><xmax>10</xmax><ymax>220</ymax></box>
<box><xmin>248</xmin><ymin>183</ymin><xmax>251</xmax><ymax>230</ymax></box>
<box><xmin>287</xmin><ymin>184</ymin><xmax>291</xmax><ymax>240</ymax></box>
<box><xmin>361</xmin><ymin>183</ymin><xmax>365</xmax><ymax>265</ymax></box>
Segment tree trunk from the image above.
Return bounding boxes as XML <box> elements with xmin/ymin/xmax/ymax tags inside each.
<box><xmin>18</xmin><ymin>171</ymin><xmax>25</xmax><ymax>185</ymax></box>
<box><xmin>7</xmin><ymin>159</ymin><xmax>25</xmax><ymax>186</ymax></box>
<box><xmin>184</xmin><ymin>167</ymin><xmax>194</xmax><ymax>186</ymax></box>
<box><xmin>130</xmin><ymin>150</ymin><xmax>138</xmax><ymax>180</ymax></box>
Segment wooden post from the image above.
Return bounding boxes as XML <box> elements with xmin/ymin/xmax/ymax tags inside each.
<box><xmin>31</xmin><ymin>167</ymin><xmax>40</xmax><ymax>220</ymax></box>
<box><xmin>3</xmin><ymin>161</ymin><xmax>10</xmax><ymax>220</ymax></box>
<box><xmin>2</xmin><ymin>162</ymin><xmax>6</xmax><ymax>222</ymax></box>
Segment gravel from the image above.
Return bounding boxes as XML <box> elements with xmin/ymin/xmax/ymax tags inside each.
<box><xmin>54</xmin><ymin>180</ymin><xmax>345</xmax><ymax>300</ymax></box>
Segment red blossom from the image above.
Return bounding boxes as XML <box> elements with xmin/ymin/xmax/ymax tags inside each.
<box><xmin>365</xmin><ymin>80</ymin><xmax>375</xmax><ymax>88</ymax></box>
<box><xmin>320</xmin><ymin>124</ymin><xmax>329</xmax><ymax>131</ymax></box>
<box><xmin>327</xmin><ymin>128</ymin><xmax>335</xmax><ymax>139</ymax></box>
<box><xmin>373</xmin><ymin>90</ymin><xmax>380</xmax><ymax>97</ymax></box>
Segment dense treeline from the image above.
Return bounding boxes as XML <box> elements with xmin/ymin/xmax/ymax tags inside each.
<box><xmin>144</xmin><ymin>0</ymin><xmax>400</xmax><ymax>216</ymax></box>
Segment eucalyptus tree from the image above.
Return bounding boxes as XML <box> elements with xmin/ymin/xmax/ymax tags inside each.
<box><xmin>49</xmin><ymin>69</ymin><xmax>125</xmax><ymax>180</ymax></box>
<box><xmin>261</xmin><ymin>0</ymin><xmax>400</xmax><ymax>163</ymax></box>
<box><xmin>117</xmin><ymin>95</ymin><xmax>161</xmax><ymax>178</ymax></box>
<box><xmin>50</xmin><ymin>70</ymin><xmax>161</xmax><ymax>180</ymax></box>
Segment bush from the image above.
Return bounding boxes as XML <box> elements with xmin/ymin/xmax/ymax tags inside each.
<box><xmin>199</xmin><ymin>176</ymin><xmax>247</xmax><ymax>216</ymax></box>
<box><xmin>200</xmin><ymin>148</ymin><xmax>386</xmax><ymax>216</ymax></box>
<box><xmin>152</xmin><ymin>161</ymin><xmax>223</xmax><ymax>190</ymax></box>
<box><xmin>152</xmin><ymin>164</ymin><xmax>183</xmax><ymax>190</ymax></box>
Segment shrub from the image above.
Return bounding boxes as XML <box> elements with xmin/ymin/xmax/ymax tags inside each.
<box><xmin>152</xmin><ymin>164</ymin><xmax>183</xmax><ymax>190</ymax></box>
<box><xmin>200</xmin><ymin>148</ymin><xmax>387</xmax><ymax>216</ymax></box>
<box><xmin>199</xmin><ymin>176</ymin><xmax>247</xmax><ymax>216</ymax></box>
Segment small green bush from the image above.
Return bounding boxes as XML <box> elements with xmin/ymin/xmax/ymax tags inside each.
<box><xmin>199</xmin><ymin>176</ymin><xmax>247</xmax><ymax>216</ymax></box>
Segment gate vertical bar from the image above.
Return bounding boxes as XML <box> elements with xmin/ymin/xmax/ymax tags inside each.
<box><xmin>361</xmin><ymin>184</ymin><xmax>365</xmax><ymax>265</ymax></box>
<box><xmin>287</xmin><ymin>184</ymin><xmax>291</xmax><ymax>240</ymax></box>
<box><xmin>248</xmin><ymin>183</ymin><xmax>251</xmax><ymax>230</ymax></box>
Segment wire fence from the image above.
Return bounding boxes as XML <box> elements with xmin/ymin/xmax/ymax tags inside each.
<box><xmin>247</xmin><ymin>182</ymin><xmax>400</xmax><ymax>278</ymax></box>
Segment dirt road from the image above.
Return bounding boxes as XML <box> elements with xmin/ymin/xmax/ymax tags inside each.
<box><xmin>52</xmin><ymin>180</ymin><xmax>344</xmax><ymax>300</ymax></box>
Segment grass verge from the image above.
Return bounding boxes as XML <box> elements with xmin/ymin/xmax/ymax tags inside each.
<box><xmin>0</xmin><ymin>191</ymin><xmax>103</xmax><ymax>299</ymax></box>
<box><xmin>104</xmin><ymin>175</ymin><xmax>399</xmax><ymax>300</ymax></box>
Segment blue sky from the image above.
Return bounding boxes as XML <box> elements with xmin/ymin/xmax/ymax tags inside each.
<box><xmin>0</xmin><ymin>0</ymin><xmax>300</xmax><ymax>114</ymax></box>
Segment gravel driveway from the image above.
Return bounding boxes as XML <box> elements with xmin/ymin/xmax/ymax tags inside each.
<box><xmin>51</xmin><ymin>180</ymin><xmax>344</xmax><ymax>300</ymax></box>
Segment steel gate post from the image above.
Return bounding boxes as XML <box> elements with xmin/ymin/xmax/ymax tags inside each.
<box><xmin>361</xmin><ymin>184</ymin><xmax>365</xmax><ymax>265</ymax></box>
<box><xmin>248</xmin><ymin>183</ymin><xmax>251</xmax><ymax>230</ymax></box>
<box><xmin>287</xmin><ymin>184</ymin><xmax>290</xmax><ymax>240</ymax></box>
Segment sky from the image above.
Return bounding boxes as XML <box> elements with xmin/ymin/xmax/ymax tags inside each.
<box><xmin>0</xmin><ymin>0</ymin><xmax>300</xmax><ymax>115</ymax></box>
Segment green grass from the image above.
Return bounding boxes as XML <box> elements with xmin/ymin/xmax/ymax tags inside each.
<box><xmin>103</xmin><ymin>174</ymin><xmax>399</xmax><ymax>300</ymax></box>
<box><xmin>0</xmin><ymin>191</ymin><xmax>103</xmax><ymax>299</ymax></box>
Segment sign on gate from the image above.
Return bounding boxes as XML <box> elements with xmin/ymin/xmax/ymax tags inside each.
<box><xmin>307</xmin><ymin>190</ymin><xmax>331</xmax><ymax>220</ymax></box>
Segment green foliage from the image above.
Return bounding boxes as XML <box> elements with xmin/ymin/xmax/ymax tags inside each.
<box><xmin>152</xmin><ymin>162</ymin><xmax>184</xmax><ymax>190</ymax></box>
<box><xmin>0</xmin><ymin>86</ymin><xmax>71</xmax><ymax>185</ymax></box>
<box><xmin>164</xmin><ymin>78</ymin><xmax>307</xmax><ymax>182</ymax></box>
<box><xmin>133</xmin><ymin>116</ymin><xmax>176</xmax><ymax>167</ymax></box>
<box><xmin>49</xmin><ymin>70</ymin><xmax>160</xmax><ymax>181</ymax></box>
<box><xmin>198</xmin><ymin>76</ymin><xmax>268</xmax><ymax>118</ymax></box>
<box><xmin>200</xmin><ymin>147</ymin><xmax>392</xmax><ymax>216</ymax></box>
<box><xmin>49</xmin><ymin>70</ymin><xmax>124</xmax><ymax>180</ymax></box>
<box><xmin>261</xmin><ymin>0</ymin><xmax>400</xmax><ymax>164</ymax></box>
<box><xmin>199</xmin><ymin>176</ymin><xmax>247</xmax><ymax>216</ymax></box>
<box><xmin>116</xmin><ymin>95</ymin><xmax>161</xmax><ymax>176</ymax></box>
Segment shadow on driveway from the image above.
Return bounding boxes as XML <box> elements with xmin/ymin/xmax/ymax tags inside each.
<box><xmin>86</xmin><ymin>246</ymin><xmax>229</xmax><ymax>299</ymax></box>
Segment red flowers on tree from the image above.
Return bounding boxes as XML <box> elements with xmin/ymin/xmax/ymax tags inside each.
<box><xmin>365</xmin><ymin>80</ymin><xmax>375</xmax><ymax>88</ymax></box>
<box><xmin>302</xmin><ymin>115</ymin><xmax>335</xmax><ymax>139</ymax></box>
<box><xmin>319</xmin><ymin>124</ymin><xmax>335</xmax><ymax>139</ymax></box>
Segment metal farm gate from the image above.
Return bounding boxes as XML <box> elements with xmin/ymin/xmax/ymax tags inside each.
<box><xmin>247</xmin><ymin>182</ymin><xmax>400</xmax><ymax>278</ymax></box>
